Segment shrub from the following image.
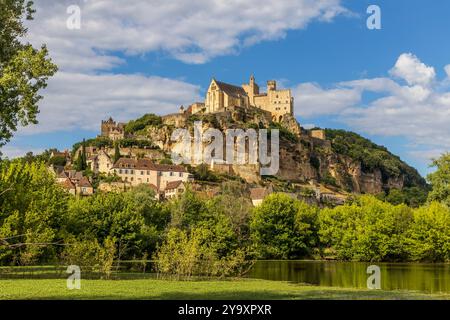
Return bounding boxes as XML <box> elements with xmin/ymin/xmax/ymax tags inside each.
<box><xmin>154</xmin><ymin>227</ymin><xmax>252</xmax><ymax>279</ymax></box>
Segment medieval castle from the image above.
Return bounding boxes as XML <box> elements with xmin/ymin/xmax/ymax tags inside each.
<box><xmin>187</xmin><ymin>75</ymin><xmax>294</xmax><ymax>122</ymax></box>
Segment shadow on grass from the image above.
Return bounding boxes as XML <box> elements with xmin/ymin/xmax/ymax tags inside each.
<box><xmin>17</xmin><ymin>289</ymin><xmax>444</xmax><ymax>300</ymax></box>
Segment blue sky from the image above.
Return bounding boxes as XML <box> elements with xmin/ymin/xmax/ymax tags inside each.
<box><xmin>5</xmin><ymin>0</ymin><xmax>450</xmax><ymax>177</ymax></box>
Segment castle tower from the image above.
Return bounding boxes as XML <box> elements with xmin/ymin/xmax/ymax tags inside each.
<box><xmin>267</xmin><ymin>80</ymin><xmax>276</xmax><ymax>91</ymax></box>
<box><xmin>242</xmin><ymin>74</ymin><xmax>259</xmax><ymax>105</ymax></box>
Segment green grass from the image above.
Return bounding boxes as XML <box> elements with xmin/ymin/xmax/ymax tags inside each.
<box><xmin>1</xmin><ymin>278</ymin><xmax>449</xmax><ymax>300</ymax></box>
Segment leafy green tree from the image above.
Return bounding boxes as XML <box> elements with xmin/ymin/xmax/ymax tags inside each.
<box><xmin>0</xmin><ymin>1</ymin><xmax>57</xmax><ymax>149</ymax></box>
<box><xmin>113</xmin><ymin>141</ymin><xmax>120</xmax><ymax>163</ymax></box>
<box><xmin>318</xmin><ymin>195</ymin><xmax>413</xmax><ymax>261</ymax></box>
<box><xmin>75</xmin><ymin>139</ymin><xmax>87</xmax><ymax>171</ymax></box>
<box><xmin>154</xmin><ymin>227</ymin><xmax>252</xmax><ymax>279</ymax></box>
<box><xmin>168</xmin><ymin>188</ymin><xmax>209</xmax><ymax>229</ymax></box>
<box><xmin>124</xmin><ymin>113</ymin><xmax>162</xmax><ymax>133</ymax></box>
<box><xmin>0</xmin><ymin>160</ymin><xmax>67</xmax><ymax>264</ymax></box>
<box><xmin>250</xmin><ymin>193</ymin><xmax>317</xmax><ymax>259</ymax></box>
<box><xmin>427</xmin><ymin>153</ymin><xmax>450</xmax><ymax>206</ymax></box>
<box><xmin>48</xmin><ymin>155</ymin><xmax>66</xmax><ymax>167</ymax></box>
<box><xmin>407</xmin><ymin>202</ymin><xmax>450</xmax><ymax>262</ymax></box>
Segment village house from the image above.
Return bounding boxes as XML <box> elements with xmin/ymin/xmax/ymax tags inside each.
<box><xmin>87</xmin><ymin>149</ymin><xmax>114</xmax><ymax>174</ymax></box>
<box><xmin>164</xmin><ymin>180</ymin><xmax>187</xmax><ymax>199</ymax></box>
<box><xmin>55</xmin><ymin>169</ymin><xmax>94</xmax><ymax>197</ymax></box>
<box><xmin>111</xmin><ymin>158</ymin><xmax>193</xmax><ymax>194</ymax></box>
<box><xmin>249</xmin><ymin>186</ymin><xmax>273</xmax><ymax>206</ymax></box>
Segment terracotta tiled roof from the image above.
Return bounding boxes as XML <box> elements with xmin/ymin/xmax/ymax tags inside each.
<box><xmin>58</xmin><ymin>171</ymin><xmax>69</xmax><ymax>179</ymax></box>
<box><xmin>73</xmin><ymin>171</ymin><xmax>84</xmax><ymax>180</ymax></box>
<box><xmin>59</xmin><ymin>178</ymin><xmax>75</xmax><ymax>190</ymax></box>
<box><xmin>165</xmin><ymin>180</ymin><xmax>183</xmax><ymax>190</ymax></box>
<box><xmin>249</xmin><ymin>187</ymin><xmax>270</xmax><ymax>200</ymax></box>
<box><xmin>146</xmin><ymin>184</ymin><xmax>158</xmax><ymax>191</ymax></box>
<box><xmin>215</xmin><ymin>80</ymin><xmax>247</xmax><ymax>97</ymax></box>
<box><xmin>113</xmin><ymin>158</ymin><xmax>186</xmax><ymax>172</ymax></box>
<box><xmin>77</xmin><ymin>176</ymin><xmax>92</xmax><ymax>188</ymax></box>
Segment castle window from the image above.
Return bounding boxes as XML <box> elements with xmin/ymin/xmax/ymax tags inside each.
<box><xmin>179</xmin><ymin>172</ymin><xmax>182</xmax><ymax>177</ymax></box>
<box><xmin>147</xmin><ymin>171</ymin><xmax>150</xmax><ymax>175</ymax></box>
<box><xmin>131</xmin><ymin>170</ymin><xmax>134</xmax><ymax>174</ymax></box>
<box><xmin>141</xmin><ymin>171</ymin><xmax>144</xmax><ymax>175</ymax></box>
<box><xmin>119</xmin><ymin>169</ymin><xmax>122</xmax><ymax>174</ymax></box>
<box><xmin>131</xmin><ymin>177</ymin><xmax>134</xmax><ymax>181</ymax></box>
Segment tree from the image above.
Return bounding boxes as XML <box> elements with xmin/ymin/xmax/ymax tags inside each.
<box><xmin>0</xmin><ymin>160</ymin><xmax>68</xmax><ymax>264</ymax></box>
<box><xmin>250</xmin><ymin>193</ymin><xmax>317</xmax><ymax>259</ymax></box>
<box><xmin>408</xmin><ymin>202</ymin><xmax>450</xmax><ymax>262</ymax></box>
<box><xmin>113</xmin><ymin>141</ymin><xmax>121</xmax><ymax>163</ymax></box>
<box><xmin>75</xmin><ymin>139</ymin><xmax>87</xmax><ymax>171</ymax></box>
<box><xmin>318</xmin><ymin>195</ymin><xmax>413</xmax><ymax>261</ymax></box>
<box><xmin>0</xmin><ymin>1</ymin><xmax>57</xmax><ymax>150</ymax></box>
<box><xmin>427</xmin><ymin>153</ymin><xmax>450</xmax><ymax>206</ymax></box>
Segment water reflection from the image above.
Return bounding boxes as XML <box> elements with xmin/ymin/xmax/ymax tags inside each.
<box><xmin>248</xmin><ymin>261</ymin><xmax>450</xmax><ymax>293</ymax></box>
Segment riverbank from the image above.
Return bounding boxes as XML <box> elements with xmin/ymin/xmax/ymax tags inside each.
<box><xmin>1</xmin><ymin>279</ymin><xmax>449</xmax><ymax>300</ymax></box>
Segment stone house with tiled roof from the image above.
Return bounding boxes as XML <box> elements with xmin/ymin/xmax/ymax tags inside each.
<box><xmin>164</xmin><ymin>180</ymin><xmax>186</xmax><ymax>199</ymax></box>
<box><xmin>76</xmin><ymin>176</ymin><xmax>94</xmax><ymax>196</ymax></box>
<box><xmin>249</xmin><ymin>186</ymin><xmax>273</xmax><ymax>206</ymax></box>
<box><xmin>111</xmin><ymin>157</ymin><xmax>193</xmax><ymax>192</ymax></box>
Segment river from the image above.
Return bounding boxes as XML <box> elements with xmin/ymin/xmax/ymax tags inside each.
<box><xmin>248</xmin><ymin>260</ymin><xmax>450</xmax><ymax>293</ymax></box>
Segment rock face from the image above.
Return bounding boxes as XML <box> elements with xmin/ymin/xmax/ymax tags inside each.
<box><xmin>140</xmin><ymin>111</ymin><xmax>425</xmax><ymax>194</ymax></box>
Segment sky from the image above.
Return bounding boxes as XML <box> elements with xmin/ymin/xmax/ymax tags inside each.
<box><xmin>3</xmin><ymin>0</ymin><xmax>450</xmax><ymax>177</ymax></box>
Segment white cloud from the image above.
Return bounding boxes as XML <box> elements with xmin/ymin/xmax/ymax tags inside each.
<box><xmin>294</xmin><ymin>82</ymin><xmax>361</xmax><ymax>117</ymax></box>
<box><xmin>1</xmin><ymin>146</ymin><xmax>45</xmax><ymax>159</ymax></box>
<box><xmin>389</xmin><ymin>53</ymin><xmax>436</xmax><ymax>86</ymax></box>
<box><xmin>14</xmin><ymin>0</ymin><xmax>347</xmax><ymax>135</ymax></box>
<box><xmin>293</xmin><ymin>53</ymin><xmax>450</xmax><ymax>163</ymax></box>
<box><xmin>18</xmin><ymin>72</ymin><xmax>201</xmax><ymax>134</ymax></box>
<box><xmin>26</xmin><ymin>0</ymin><xmax>346</xmax><ymax>69</ymax></box>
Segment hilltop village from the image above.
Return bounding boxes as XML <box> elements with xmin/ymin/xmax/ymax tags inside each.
<box><xmin>47</xmin><ymin>75</ymin><xmax>426</xmax><ymax>206</ymax></box>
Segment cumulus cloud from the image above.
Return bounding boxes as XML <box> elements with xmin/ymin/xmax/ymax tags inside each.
<box><xmin>389</xmin><ymin>53</ymin><xmax>436</xmax><ymax>86</ymax></box>
<box><xmin>18</xmin><ymin>72</ymin><xmax>202</xmax><ymax>134</ymax></box>
<box><xmin>294</xmin><ymin>53</ymin><xmax>450</xmax><ymax>162</ymax></box>
<box><xmin>294</xmin><ymin>83</ymin><xmax>361</xmax><ymax>117</ymax></box>
<box><xmin>26</xmin><ymin>0</ymin><xmax>346</xmax><ymax>69</ymax></box>
<box><xmin>1</xmin><ymin>146</ymin><xmax>45</xmax><ymax>159</ymax></box>
<box><xmin>11</xmin><ymin>0</ymin><xmax>346</xmax><ymax>136</ymax></box>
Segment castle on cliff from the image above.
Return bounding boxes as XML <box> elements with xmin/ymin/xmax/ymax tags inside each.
<box><xmin>188</xmin><ymin>75</ymin><xmax>294</xmax><ymax>122</ymax></box>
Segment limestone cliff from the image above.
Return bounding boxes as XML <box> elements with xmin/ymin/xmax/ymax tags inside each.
<box><xmin>133</xmin><ymin>111</ymin><xmax>427</xmax><ymax>195</ymax></box>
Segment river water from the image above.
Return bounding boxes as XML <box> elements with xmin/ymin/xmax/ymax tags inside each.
<box><xmin>248</xmin><ymin>260</ymin><xmax>450</xmax><ymax>293</ymax></box>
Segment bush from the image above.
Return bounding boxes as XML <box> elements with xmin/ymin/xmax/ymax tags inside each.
<box><xmin>318</xmin><ymin>195</ymin><xmax>413</xmax><ymax>261</ymax></box>
<box><xmin>154</xmin><ymin>227</ymin><xmax>252</xmax><ymax>279</ymax></box>
<box><xmin>61</xmin><ymin>236</ymin><xmax>116</xmax><ymax>277</ymax></box>
<box><xmin>250</xmin><ymin>193</ymin><xmax>318</xmax><ymax>259</ymax></box>
<box><xmin>408</xmin><ymin>202</ymin><xmax>450</xmax><ymax>262</ymax></box>
<box><xmin>125</xmin><ymin>114</ymin><xmax>162</xmax><ymax>133</ymax></box>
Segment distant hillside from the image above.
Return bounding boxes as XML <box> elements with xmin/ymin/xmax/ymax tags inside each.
<box><xmin>324</xmin><ymin>129</ymin><xmax>427</xmax><ymax>189</ymax></box>
<box><xmin>70</xmin><ymin>111</ymin><xmax>429</xmax><ymax>206</ymax></box>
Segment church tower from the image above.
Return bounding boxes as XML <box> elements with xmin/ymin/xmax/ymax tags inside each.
<box><xmin>242</xmin><ymin>74</ymin><xmax>259</xmax><ymax>105</ymax></box>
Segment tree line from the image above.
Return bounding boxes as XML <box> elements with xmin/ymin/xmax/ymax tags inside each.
<box><xmin>0</xmin><ymin>154</ymin><xmax>449</xmax><ymax>278</ymax></box>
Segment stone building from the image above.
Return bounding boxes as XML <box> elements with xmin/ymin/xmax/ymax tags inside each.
<box><xmin>203</xmin><ymin>75</ymin><xmax>294</xmax><ymax>121</ymax></box>
<box><xmin>111</xmin><ymin>158</ymin><xmax>193</xmax><ymax>191</ymax></box>
<box><xmin>100</xmin><ymin>117</ymin><xmax>126</xmax><ymax>140</ymax></box>
<box><xmin>87</xmin><ymin>150</ymin><xmax>114</xmax><ymax>174</ymax></box>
